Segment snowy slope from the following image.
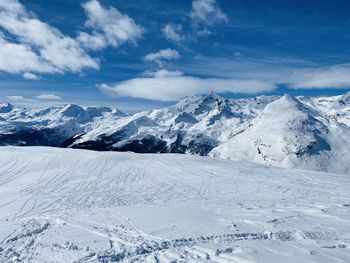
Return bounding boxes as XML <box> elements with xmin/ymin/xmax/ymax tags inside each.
<box><xmin>0</xmin><ymin>147</ymin><xmax>349</xmax><ymax>263</ymax></box>
<box><xmin>210</xmin><ymin>95</ymin><xmax>350</xmax><ymax>174</ymax></box>
<box><xmin>1</xmin><ymin>92</ymin><xmax>350</xmax><ymax>174</ymax></box>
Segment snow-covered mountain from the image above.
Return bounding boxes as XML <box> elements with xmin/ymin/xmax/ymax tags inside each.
<box><xmin>1</xmin><ymin>92</ymin><xmax>350</xmax><ymax>174</ymax></box>
<box><xmin>211</xmin><ymin>94</ymin><xmax>350</xmax><ymax>174</ymax></box>
<box><xmin>0</xmin><ymin>103</ymin><xmax>124</xmax><ymax>147</ymax></box>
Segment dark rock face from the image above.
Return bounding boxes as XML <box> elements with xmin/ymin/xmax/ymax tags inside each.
<box><xmin>71</xmin><ymin>137</ymin><xmax>166</xmax><ymax>153</ymax></box>
<box><xmin>71</xmin><ymin>140</ymin><xmax>112</xmax><ymax>151</ymax></box>
<box><xmin>166</xmin><ymin>132</ymin><xmax>187</xmax><ymax>154</ymax></box>
<box><xmin>113</xmin><ymin>136</ymin><xmax>167</xmax><ymax>154</ymax></box>
<box><xmin>0</xmin><ymin>129</ymin><xmax>49</xmax><ymax>146</ymax></box>
<box><xmin>187</xmin><ymin>140</ymin><xmax>217</xmax><ymax>156</ymax></box>
<box><xmin>0</xmin><ymin>127</ymin><xmax>83</xmax><ymax>148</ymax></box>
<box><xmin>68</xmin><ymin>127</ymin><xmax>136</xmax><ymax>151</ymax></box>
<box><xmin>60</xmin><ymin>134</ymin><xmax>85</xmax><ymax>148</ymax></box>
<box><xmin>67</xmin><ymin>130</ymin><xmax>217</xmax><ymax>155</ymax></box>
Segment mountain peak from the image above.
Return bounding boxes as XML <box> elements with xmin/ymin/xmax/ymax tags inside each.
<box><xmin>0</xmin><ymin>102</ymin><xmax>14</xmax><ymax>113</ymax></box>
<box><xmin>178</xmin><ymin>92</ymin><xmax>224</xmax><ymax>104</ymax></box>
<box><xmin>281</xmin><ymin>93</ymin><xmax>297</xmax><ymax>101</ymax></box>
<box><xmin>61</xmin><ymin>104</ymin><xmax>87</xmax><ymax>118</ymax></box>
<box><xmin>339</xmin><ymin>91</ymin><xmax>350</xmax><ymax>105</ymax></box>
<box><xmin>264</xmin><ymin>94</ymin><xmax>320</xmax><ymax>121</ymax></box>
<box><xmin>174</xmin><ymin>93</ymin><xmax>225</xmax><ymax>114</ymax></box>
<box><xmin>202</xmin><ymin>92</ymin><xmax>224</xmax><ymax>102</ymax></box>
<box><xmin>265</xmin><ymin>94</ymin><xmax>297</xmax><ymax>110</ymax></box>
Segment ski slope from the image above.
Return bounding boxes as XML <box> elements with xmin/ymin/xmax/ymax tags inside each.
<box><xmin>0</xmin><ymin>147</ymin><xmax>349</xmax><ymax>262</ymax></box>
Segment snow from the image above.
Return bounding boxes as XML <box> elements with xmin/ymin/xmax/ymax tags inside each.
<box><xmin>210</xmin><ymin>95</ymin><xmax>350</xmax><ymax>174</ymax></box>
<box><xmin>0</xmin><ymin>103</ymin><xmax>13</xmax><ymax>113</ymax></box>
<box><xmin>1</xmin><ymin>92</ymin><xmax>350</xmax><ymax>174</ymax></box>
<box><xmin>0</xmin><ymin>103</ymin><xmax>126</xmax><ymax>147</ymax></box>
<box><xmin>0</xmin><ymin>146</ymin><xmax>349</xmax><ymax>262</ymax></box>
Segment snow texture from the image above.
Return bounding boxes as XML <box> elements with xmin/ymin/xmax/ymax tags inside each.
<box><xmin>0</xmin><ymin>147</ymin><xmax>349</xmax><ymax>262</ymax></box>
<box><xmin>1</xmin><ymin>92</ymin><xmax>350</xmax><ymax>174</ymax></box>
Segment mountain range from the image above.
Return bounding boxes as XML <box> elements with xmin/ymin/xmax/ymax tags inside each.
<box><xmin>1</xmin><ymin>92</ymin><xmax>350</xmax><ymax>174</ymax></box>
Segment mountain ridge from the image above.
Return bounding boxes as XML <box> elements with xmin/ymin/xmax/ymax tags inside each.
<box><xmin>1</xmin><ymin>92</ymin><xmax>350</xmax><ymax>174</ymax></box>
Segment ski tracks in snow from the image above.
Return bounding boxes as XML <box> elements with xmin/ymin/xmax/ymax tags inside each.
<box><xmin>0</xmin><ymin>147</ymin><xmax>350</xmax><ymax>262</ymax></box>
<box><xmin>0</xmin><ymin>215</ymin><xmax>346</xmax><ymax>263</ymax></box>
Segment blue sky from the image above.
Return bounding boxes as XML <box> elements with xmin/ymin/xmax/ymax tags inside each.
<box><xmin>0</xmin><ymin>0</ymin><xmax>350</xmax><ymax>112</ymax></box>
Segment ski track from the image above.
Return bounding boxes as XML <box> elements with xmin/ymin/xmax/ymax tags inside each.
<box><xmin>0</xmin><ymin>147</ymin><xmax>349</xmax><ymax>262</ymax></box>
<box><xmin>0</xmin><ymin>216</ymin><xmax>345</xmax><ymax>263</ymax></box>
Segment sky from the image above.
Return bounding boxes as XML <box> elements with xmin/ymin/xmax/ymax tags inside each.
<box><xmin>1</xmin><ymin>0</ymin><xmax>350</xmax><ymax>112</ymax></box>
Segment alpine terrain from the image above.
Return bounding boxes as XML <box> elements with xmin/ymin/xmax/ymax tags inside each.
<box><xmin>1</xmin><ymin>92</ymin><xmax>350</xmax><ymax>174</ymax></box>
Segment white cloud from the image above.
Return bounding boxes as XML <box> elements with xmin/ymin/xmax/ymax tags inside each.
<box><xmin>0</xmin><ymin>0</ymin><xmax>99</xmax><ymax>75</ymax></box>
<box><xmin>0</xmin><ymin>0</ymin><xmax>24</xmax><ymax>14</ymax></box>
<box><xmin>23</xmin><ymin>72</ymin><xmax>40</xmax><ymax>80</ymax></box>
<box><xmin>6</xmin><ymin>96</ymin><xmax>25</xmax><ymax>101</ymax></box>
<box><xmin>288</xmin><ymin>64</ymin><xmax>350</xmax><ymax>89</ymax></box>
<box><xmin>0</xmin><ymin>36</ymin><xmax>54</xmax><ymax>74</ymax></box>
<box><xmin>79</xmin><ymin>0</ymin><xmax>143</xmax><ymax>50</ymax></box>
<box><xmin>191</xmin><ymin>0</ymin><xmax>228</xmax><ymax>25</ymax></box>
<box><xmin>0</xmin><ymin>0</ymin><xmax>143</xmax><ymax>77</ymax></box>
<box><xmin>99</xmin><ymin>55</ymin><xmax>350</xmax><ymax>102</ymax></box>
<box><xmin>144</xmin><ymin>49</ymin><xmax>180</xmax><ymax>66</ymax></box>
<box><xmin>6</xmin><ymin>95</ymin><xmax>35</xmax><ymax>102</ymax></box>
<box><xmin>77</xmin><ymin>32</ymin><xmax>106</xmax><ymax>51</ymax></box>
<box><xmin>163</xmin><ymin>1</ymin><xmax>227</xmax><ymax>44</ymax></box>
<box><xmin>35</xmin><ymin>93</ymin><xmax>62</xmax><ymax>100</ymax></box>
<box><xmin>196</xmin><ymin>28</ymin><xmax>213</xmax><ymax>37</ymax></box>
<box><xmin>162</xmin><ymin>24</ymin><xmax>184</xmax><ymax>43</ymax></box>
<box><xmin>99</xmin><ymin>70</ymin><xmax>275</xmax><ymax>101</ymax></box>
<box><xmin>178</xmin><ymin>57</ymin><xmax>350</xmax><ymax>91</ymax></box>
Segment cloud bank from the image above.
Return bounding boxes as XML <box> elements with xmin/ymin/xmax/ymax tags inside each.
<box><xmin>287</xmin><ymin>64</ymin><xmax>350</xmax><ymax>89</ymax></box>
<box><xmin>99</xmin><ymin>69</ymin><xmax>276</xmax><ymax>101</ymax></box>
<box><xmin>99</xmin><ymin>60</ymin><xmax>350</xmax><ymax>101</ymax></box>
<box><xmin>35</xmin><ymin>94</ymin><xmax>62</xmax><ymax>100</ymax></box>
<box><xmin>6</xmin><ymin>95</ymin><xmax>35</xmax><ymax>102</ymax></box>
